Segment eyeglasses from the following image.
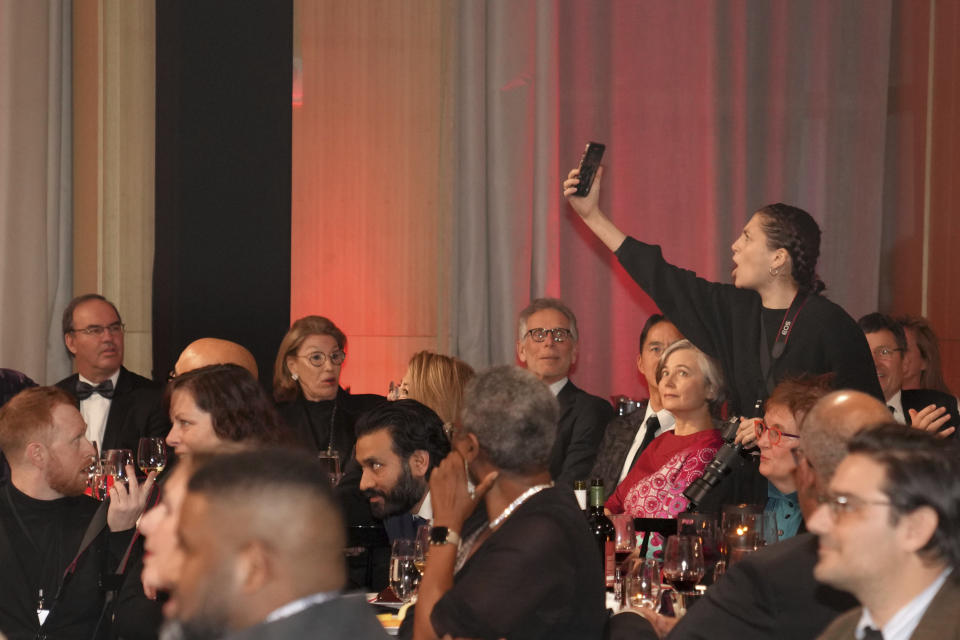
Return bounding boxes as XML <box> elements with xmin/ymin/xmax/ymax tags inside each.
<box><xmin>754</xmin><ymin>419</ymin><xmax>801</xmax><ymax>447</ymax></box>
<box><xmin>871</xmin><ymin>346</ymin><xmax>903</xmax><ymax>360</ymax></box>
<box><xmin>295</xmin><ymin>351</ymin><xmax>346</xmax><ymax>367</ymax></box>
<box><xmin>816</xmin><ymin>492</ymin><xmax>892</xmax><ymax>518</ymax></box>
<box><xmin>525</xmin><ymin>327</ymin><xmax>574</xmax><ymax>343</ymax></box>
<box><xmin>70</xmin><ymin>322</ymin><xmax>125</xmax><ymax>337</ymax></box>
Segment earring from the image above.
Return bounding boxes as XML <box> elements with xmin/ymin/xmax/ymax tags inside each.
<box><xmin>291</xmin><ymin>372</ymin><xmax>299</xmax><ymax>381</ymax></box>
<box><xmin>769</xmin><ymin>266</ymin><xmax>781</xmax><ymax>277</ymax></box>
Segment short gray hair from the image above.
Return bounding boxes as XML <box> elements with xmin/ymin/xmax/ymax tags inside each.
<box><xmin>517</xmin><ymin>298</ymin><xmax>579</xmax><ymax>342</ymax></box>
<box><xmin>460</xmin><ymin>366</ymin><xmax>558</xmax><ymax>474</ymax></box>
<box><xmin>655</xmin><ymin>339</ymin><xmax>725</xmax><ymax>406</ymax></box>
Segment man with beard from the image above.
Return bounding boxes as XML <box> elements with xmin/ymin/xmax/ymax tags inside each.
<box><xmin>0</xmin><ymin>387</ymin><xmax>153</xmax><ymax>640</ymax></box>
<box><xmin>163</xmin><ymin>449</ymin><xmax>387</xmax><ymax>640</ymax></box>
<box><xmin>355</xmin><ymin>400</ymin><xmax>453</xmax><ymax>542</ymax></box>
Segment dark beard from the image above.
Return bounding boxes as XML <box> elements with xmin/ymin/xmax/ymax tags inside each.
<box><xmin>363</xmin><ymin>461</ymin><xmax>427</xmax><ymax>519</ymax></box>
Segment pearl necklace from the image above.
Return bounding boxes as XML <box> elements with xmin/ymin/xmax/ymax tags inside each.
<box><xmin>488</xmin><ymin>482</ymin><xmax>554</xmax><ymax>530</ymax></box>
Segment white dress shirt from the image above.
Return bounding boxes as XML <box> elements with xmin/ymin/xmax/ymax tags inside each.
<box><xmin>618</xmin><ymin>403</ymin><xmax>676</xmax><ymax>483</ymax></box>
<box><xmin>887</xmin><ymin>389</ymin><xmax>907</xmax><ymax>425</ymax></box>
<box><xmin>79</xmin><ymin>369</ymin><xmax>120</xmax><ymax>452</ymax></box>
<box><xmin>548</xmin><ymin>377</ymin><xmax>569</xmax><ymax>396</ymax></box>
<box><xmin>855</xmin><ymin>568</ymin><xmax>952</xmax><ymax>640</ymax></box>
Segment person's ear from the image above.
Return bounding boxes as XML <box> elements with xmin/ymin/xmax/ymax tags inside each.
<box><xmin>455</xmin><ymin>432</ymin><xmax>480</xmax><ymax>465</ymax></box>
<box><xmin>65</xmin><ymin>332</ymin><xmax>78</xmax><ymax>357</ymax></box>
<box><xmin>409</xmin><ymin>449</ymin><xmax>430</xmax><ymax>478</ymax></box>
<box><xmin>236</xmin><ymin>540</ymin><xmax>271</xmax><ymax>595</ymax></box>
<box><xmin>897</xmin><ymin>505</ymin><xmax>938</xmax><ymax>554</ymax></box>
<box><xmin>516</xmin><ymin>339</ymin><xmax>528</xmax><ymax>365</ymax></box>
<box><xmin>25</xmin><ymin>442</ymin><xmax>46</xmax><ymax>469</ymax></box>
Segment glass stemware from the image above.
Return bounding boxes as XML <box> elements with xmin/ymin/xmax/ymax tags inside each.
<box><xmin>662</xmin><ymin>535</ymin><xmax>705</xmax><ymax>595</ymax></box>
<box><xmin>102</xmin><ymin>449</ymin><xmax>134</xmax><ymax>487</ymax></box>
<box><xmin>389</xmin><ymin>539</ymin><xmax>418</xmax><ymax>603</ymax></box>
<box><xmin>414</xmin><ymin>524</ymin><xmax>431</xmax><ymax>576</ymax></box>
<box><xmin>137</xmin><ymin>437</ymin><xmax>167</xmax><ymax>476</ymax></box>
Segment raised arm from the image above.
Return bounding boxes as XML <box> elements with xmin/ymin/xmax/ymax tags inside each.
<box><xmin>563</xmin><ymin>166</ymin><xmax>627</xmax><ymax>252</ymax></box>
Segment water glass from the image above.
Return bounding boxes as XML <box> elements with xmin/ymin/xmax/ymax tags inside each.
<box><xmin>389</xmin><ymin>539</ymin><xmax>418</xmax><ymax>602</ymax></box>
<box><xmin>626</xmin><ymin>558</ymin><xmax>662</xmax><ymax>610</ymax></box>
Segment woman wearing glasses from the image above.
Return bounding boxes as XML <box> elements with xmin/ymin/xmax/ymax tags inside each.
<box><xmin>272</xmin><ymin>315</ymin><xmax>384</xmax><ymax>466</ymax></box>
<box><xmin>752</xmin><ymin>376</ymin><xmax>831</xmax><ymax>540</ymax></box>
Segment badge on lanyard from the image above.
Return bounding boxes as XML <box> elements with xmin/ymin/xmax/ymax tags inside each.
<box><xmin>37</xmin><ymin>589</ymin><xmax>49</xmax><ymax>625</ymax></box>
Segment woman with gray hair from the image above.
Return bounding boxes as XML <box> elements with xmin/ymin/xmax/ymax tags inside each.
<box><xmin>606</xmin><ymin>340</ymin><xmax>725</xmax><ymax>522</ymax></box>
<box><xmin>412</xmin><ymin>365</ymin><xmax>607</xmax><ymax>640</ymax></box>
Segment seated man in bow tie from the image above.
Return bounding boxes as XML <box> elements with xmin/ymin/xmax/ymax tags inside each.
<box><xmin>55</xmin><ymin>294</ymin><xmax>169</xmax><ymax>455</ymax></box>
<box><xmin>355</xmin><ymin>400</ymin><xmax>455</xmax><ymax>542</ymax></box>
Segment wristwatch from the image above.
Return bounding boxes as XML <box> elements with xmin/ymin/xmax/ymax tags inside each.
<box><xmin>429</xmin><ymin>526</ymin><xmax>461</xmax><ymax>547</ymax></box>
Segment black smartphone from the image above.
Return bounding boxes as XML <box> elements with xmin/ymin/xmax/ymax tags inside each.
<box><xmin>575</xmin><ymin>141</ymin><xmax>605</xmax><ymax>197</ymax></box>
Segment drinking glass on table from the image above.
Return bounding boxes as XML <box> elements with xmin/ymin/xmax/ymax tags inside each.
<box><xmin>720</xmin><ymin>505</ymin><xmax>765</xmax><ymax>567</ymax></box>
<box><xmin>662</xmin><ymin>535</ymin><xmax>705</xmax><ymax>594</ymax></box>
<box><xmin>610</xmin><ymin>514</ymin><xmax>636</xmax><ymax>569</ymax></box>
<box><xmin>678</xmin><ymin>512</ymin><xmax>721</xmax><ymax>582</ymax></box>
<box><xmin>626</xmin><ymin>558</ymin><xmax>662</xmax><ymax>610</ymax></box>
<box><xmin>389</xmin><ymin>539</ymin><xmax>418</xmax><ymax>603</ymax></box>
<box><xmin>137</xmin><ymin>437</ymin><xmax>167</xmax><ymax>476</ymax></box>
<box><xmin>414</xmin><ymin>523</ymin><xmax>431</xmax><ymax>576</ymax></box>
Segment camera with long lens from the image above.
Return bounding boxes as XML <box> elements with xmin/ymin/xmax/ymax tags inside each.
<box><xmin>683</xmin><ymin>416</ymin><xmax>748</xmax><ymax>511</ymax></box>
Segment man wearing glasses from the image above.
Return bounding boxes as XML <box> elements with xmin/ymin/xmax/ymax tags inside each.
<box><xmin>812</xmin><ymin>424</ymin><xmax>960</xmax><ymax>640</ymax></box>
<box><xmin>55</xmin><ymin>294</ymin><xmax>168</xmax><ymax>454</ymax></box>
<box><xmin>516</xmin><ymin>298</ymin><xmax>613</xmax><ymax>488</ymax></box>
<box><xmin>858</xmin><ymin>313</ymin><xmax>957</xmax><ymax>438</ymax></box>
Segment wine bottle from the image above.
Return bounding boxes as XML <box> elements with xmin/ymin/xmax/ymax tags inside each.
<box><xmin>587</xmin><ymin>479</ymin><xmax>616</xmax><ymax>588</ymax></box>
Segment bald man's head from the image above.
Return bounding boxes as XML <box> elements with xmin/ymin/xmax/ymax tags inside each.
<box><xmin>799</xmin><ymin>390</ymin><xmax>891</xmax><ymax>483</ymax></box>
<box><xmin>175</xmin><ymin>338</ymin><xmax>258</xmax><ymax>379</ymax></box>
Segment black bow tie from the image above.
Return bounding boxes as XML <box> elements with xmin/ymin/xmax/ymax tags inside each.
<box><xmin>76</xmin><ymin>379</ymin><xmax>115</xmax><ymax>400</ymax></box>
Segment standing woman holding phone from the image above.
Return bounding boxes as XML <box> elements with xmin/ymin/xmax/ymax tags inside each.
<box><xmin>562</xmin><ymin>165</ymin><xmax>881</xmax><ymax>418</ymax></box>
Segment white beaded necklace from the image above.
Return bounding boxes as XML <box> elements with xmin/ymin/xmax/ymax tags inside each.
<box><xmin>488</xmin><ymin>482</ymin><xmax>554</xmax><ymax>530</ymax></box>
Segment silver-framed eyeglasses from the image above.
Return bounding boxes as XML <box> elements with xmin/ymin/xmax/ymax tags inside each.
<box><xmin>816</xmin><ymin>492</ymin><xmax>892</xmax><ymax>517</ymax></box>
<box><xmin>71</xmin><ymin>322</ymin><xmax>125</xmax><ymax>337</ymax></box>
<box><xmin>525</xmin><ymin>327</ymin><xmax>574</xmax><ymax>343</ymax></box>
<box><xmin>296</xmin><ymin>350</ymin><xmax>346</xmax><ymax>367</ymax></box>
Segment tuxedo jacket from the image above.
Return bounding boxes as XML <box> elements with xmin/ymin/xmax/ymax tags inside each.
<box><xmin>550</xmin><ymin>380</ymin><xmax>614</xmax><ymax>488</ymax></box>
<box><xmin>56</xmin><ymin>366</ymin><xmax>169</xmax><ymax>453</ymax></box>
<box><xmin>589</xmin><ymin>402</ymin><xmax>649</xmax><ymax>499</ymax></box>
<box><xmin>668</xmin><ymin>533</ymin><xmax>858</xmax><ymax>640</ymax></box>
<box><xmin>816</xmin><ymin>574</ymin><xmax>960</xmax><ymax>640</ymax></box>
<box><xmin>902</xmin><ymin>388</ymin><xmax>960</xmax><ymax>440</ymax></box>
<box><xmin>223</xmin><ymin>594</ymin><xmax>389</xmax><ymax>640</ymax></box>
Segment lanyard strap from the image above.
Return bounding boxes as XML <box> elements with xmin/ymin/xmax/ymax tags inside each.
<box><xmin>758</xmin><ymin>293</ymin><xmax>809</xmax><ymax>402</ymax></box>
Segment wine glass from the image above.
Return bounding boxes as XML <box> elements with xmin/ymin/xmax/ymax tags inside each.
<box><xmin>610</xmin><ymin>514</ymin><xmax>636</xmax><ymax>570</ymax></box>
<box><xmin>389</xmin><ymin>539</ymin><xmax>418</xmax><ymax>603</ymax></box>
<box><xmin>103</xmin><ymin>449</ymin><xmax>134</xmax><ymax>487</ymax></box>
<box><xmin>85</xmin><ymin>456</ymin><xmax>107</xmax><ymax>500</ymax></box>
<box><xmin>678</xmin><ymin>511</ymin><xmax>720</xmax><ymax>582</ymax></box>
<box><xmin>137</xmin><ymin>438</ymin><xmax>167</xmax><ymax>476</ymax></box>
<box><xmin>414</xmin><ymin>524</ymin><xmax>431</xmax><ymax>576</ymax></box>
<box><xmin>626</xmin><ymin>558</ymin><xmax>662</xmax><ymax>610</ymax></box>
<box><xmin>662</xmin><ymin>535</ymin><xmax>705</xmax><ymax>595</ymax></box>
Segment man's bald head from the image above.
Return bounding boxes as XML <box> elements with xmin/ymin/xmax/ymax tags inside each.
<box><xmin>174</xmin><ymin>338</ymin><xmax>258</xmax><ymax>379</ymax></box>
<box><xmin>799</xmin><ymin>390</ymin><xmax>891</xmax><ymax>483</ymax></box>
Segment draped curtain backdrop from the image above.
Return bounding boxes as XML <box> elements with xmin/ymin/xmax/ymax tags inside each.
<box><xmin>454</xmin><ymin>0</ymin><xmax>894</xmax><ymax>400</ymax></box>
<box><xmin>0</xmin><ymin>0</ymin><xmax>72</xmax><ymax>384</ymax></box>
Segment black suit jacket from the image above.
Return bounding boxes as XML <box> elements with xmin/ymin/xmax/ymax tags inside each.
<box><xmin>223</xmin><ymin>593</ymin><xmax>389</xmax><ymax>640</ymax></box>
<box><xmin>668</xmin><ymin>533</ymin><xmax>858</xmax><ymax>640</ymax></box>
<box><xmin>902</xmin><ymin>388</ymin><xmax>960</xmax><ymax>440</ymax></box>
<box><xmin>56</xmin><ymin>366</ymin><xmax>169</xmax><ymax>453</ymax></box>
<box><xmin>551</xmin><ymin>380</ymin><xmax>613</xmax><ymax>488</ymax></box>
<box><xmin>589</xmin><ymin>402</ymin><xmax>649</xmax><ymax>499</ymax></box>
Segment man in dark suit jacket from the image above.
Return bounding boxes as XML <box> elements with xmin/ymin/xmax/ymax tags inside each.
<box><xmin>811</xmin><ymin>426</ymin><xmax>960</xmax><ymax>640</ymax></box>
<box><xmin>517</xmin><ymin>298</ymin><xmax>612</xmax><ymax>487</ymax></box>
<box><xmin>165</xmin><ymin>449</ymin><xmax>387</xmax><ymax>640</ymax></box>
<box><xmin>54</xmin><ymin>294</ymin><xmax>168</xmax><ymax>454</ymax></box>
<box><xmin>860</xmin><ymin>313</ymin><xmax>959</xmax><ymax>438</ymax></box>
<box><xmin>591</xmin><ymin>315</ymin><xmax>683</xmax><ymax>497</ymax></box>
<box><xmin>664</xmin><ymin>390</ymin><xmax>891</xmax><ymax>639</ymax></box>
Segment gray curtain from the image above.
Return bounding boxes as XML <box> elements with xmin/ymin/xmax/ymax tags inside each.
<box><xmin>453</xmin><ymin>0</ymin><xmax>895</xmax><ymax>400</ymax></box>
<box><xmin>0</xmin><ymin>0</ymin><xmax>73</xmax><ymax>384</ymax></box>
